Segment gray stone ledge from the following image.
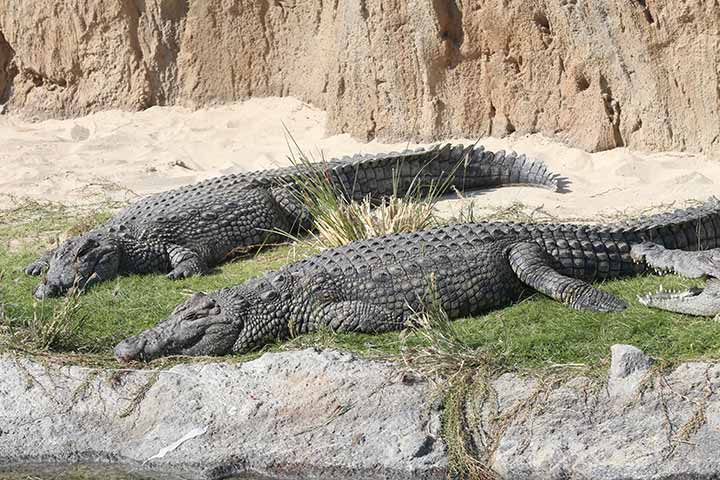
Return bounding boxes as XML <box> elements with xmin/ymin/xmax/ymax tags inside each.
<box><xmin>1</xmin><ymin>345</ymin><xmax>719</xmax><ymax>479</ymax></box>
<box><xmin>482</xmin><ymin>347</ymin><xmax>720</xmax><ymax>480</ymax></box>
<box><xmin>0</xmin><ymin>348</ymin><xmax>446</xmax><ymax>480</ymax></box>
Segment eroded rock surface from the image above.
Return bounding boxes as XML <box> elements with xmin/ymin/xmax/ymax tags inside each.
<box><xmin>0</xmin><ymin>1</ymin><xmax>718</xmax><ymax>154</ymax></box>
<box><xmin>474</xmin><ymin>347</ymin><xmax>720</xmax><ymax>479</ymax></box>
<box><xmin>0</xmin><ymin>349</ymin><xmax>446</xmax><ymax>480</ymax></box>
<box><xmin>1</xmin><ymin>346</ymin><xmax>719</xmax><ymax>479</ymax></box>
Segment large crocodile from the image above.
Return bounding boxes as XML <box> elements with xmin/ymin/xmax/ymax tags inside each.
<box><xmin>25</xmin><ymin>144</ymin><xmax>563</xmax><ymax>299</ymax></box>
<box><xmin>114</xmin><ymin>198</ymin><xmax>720</xmax><ymax>361</ymax></box>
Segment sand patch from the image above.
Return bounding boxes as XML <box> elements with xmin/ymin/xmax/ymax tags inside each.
<box><xmin>1</xmin><ymin>97</ymin><xmax>718</xmax><ymax>221</ymax></box>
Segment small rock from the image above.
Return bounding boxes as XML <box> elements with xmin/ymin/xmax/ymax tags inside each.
<box><xmin>351</xmin><ymin>432</ymin><xmax>365</xmax><ymax>445</ymax></box>
<box><xmin>608</xmin><ymin>344</ymin><xmax>654</xmax><ymax>400</ymax></box>
<box><xmin>399</xmin><ymin>371</ymin><xmax>423</xmax><ymax>385</ymax></box>
<box><xmin>168</xmin><ymin>159</ymin><xmax>193</xmax><ymax>170</ymax></box>
<box><xmin>70</xmin><ymin>124</ymin><xmax>90</xmax><ymax>141</ymax></box>
<box><xmin>610</xmin><ymin>344</ymin><xmax>653</xmax><ymax>379</ymax></box>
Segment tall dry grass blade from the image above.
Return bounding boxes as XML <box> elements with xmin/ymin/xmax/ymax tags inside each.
<box><xmin>400</xmin><ymin>275</ymin><xmax>499</xmax><ymax>479</ymax></box>
<box><xmin>27</xmin><ymin>283</ymin><xmax>87</xmax><ymax>351</ymax></box>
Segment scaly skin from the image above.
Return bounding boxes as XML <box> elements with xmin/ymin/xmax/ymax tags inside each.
<box><xmin>115</xmin><ymin>197</ymin><xmax>720</xmax><ymax>362</ymax></box>
<box><xmin>25</xmin><ymin>144</ymin><xmax>564</xmax><ymax>298</ymax></box>
<box><xmin>631</xmin><ymin>241</ymin><xmax>720</xmax><ymax>315</ymax></box>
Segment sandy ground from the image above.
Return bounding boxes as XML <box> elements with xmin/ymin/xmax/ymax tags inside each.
<box><xmin>1</xmin><ymin>96</ymin><xmax>718</xmax><ymax>221</ymax></box>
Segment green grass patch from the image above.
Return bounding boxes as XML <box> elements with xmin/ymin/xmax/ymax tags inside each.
<box><xmin>1</xmin><ymin>201</ymin><xmax>719</xmax><ymax>371</ymax></box>
<box><xmin>0</xmin><ymin>243</ymin><xmax>311</xmax><ymax>357</ymax></box>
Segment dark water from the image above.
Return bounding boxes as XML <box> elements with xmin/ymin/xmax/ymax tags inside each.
<box><xmin>0</xmin><ymin>464</ymin><xmax>273</xmax><ymax>480</ymax></box>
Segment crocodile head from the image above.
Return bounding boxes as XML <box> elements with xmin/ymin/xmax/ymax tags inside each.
<box><xmin>114</xmin><ymin>271</ymin><xmax>300</xmax><ymax>362</ymax></box>
<box><xmin>631</xmin><ymin>241</ymin><xmax>720</xmax><ymax>316</ymax></box>
<box><xmin>630</xmin><ymin>241</ymin><xmax>720</xmax><ymax>279</ymax></box>
<box><xmin>114</xmin><ymin>291</ymin><xmax>240</xmax><ymax>362</ymax></box>
<box><xmin>34</xmin><ymin>232</ymin><xmax>122</xmax><ymax>299</ymax></box>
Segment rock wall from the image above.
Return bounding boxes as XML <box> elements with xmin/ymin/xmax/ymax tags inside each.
<box><xmin>0</xmin><ymin>0</ymin><xmax>719</xmax><ymax>154</ymax></box>
<box><xmin>2</xmin><ymin>346</ymin><xmax>719</xmax><ymax>479</ymax></box>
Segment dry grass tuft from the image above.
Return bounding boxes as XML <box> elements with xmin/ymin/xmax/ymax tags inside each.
<box><xmin>2</xmin><ymin>284</ymin><xmax>87</xmax><ymax>353</ymax></box>
<box><xmin>309</xmin><ymin>195</ymin><xmax>437</xmax><ymax>249</ymax></box>
<box><xmin>280</xmin><ymin>131</ymin><xmax>475</xmax><ymax>250</ymax></box>
<box><xmin>400</xmin><ymin>276</ymin><xmax>493</xmax><ymax>384</ymax></box>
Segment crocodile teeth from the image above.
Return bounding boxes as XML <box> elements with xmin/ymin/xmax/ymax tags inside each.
<box><xmin>653</xmin><ymin>266</ymin><xmax>675</xmax><ymax>276</ymax></box>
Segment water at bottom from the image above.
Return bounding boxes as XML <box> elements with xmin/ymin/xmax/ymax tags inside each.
<box><xmin>0</xmin><ymin>464</ymin><xmax>275</xmax><ymax>480</ymax></box>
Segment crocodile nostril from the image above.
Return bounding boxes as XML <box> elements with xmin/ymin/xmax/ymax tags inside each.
<box><xmin>33</xmin><ymin>283</ymin><xmax>59</xmax><ymax>299</ymax></box>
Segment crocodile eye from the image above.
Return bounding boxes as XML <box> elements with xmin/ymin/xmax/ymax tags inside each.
<box><xmin>76</xmin><ymin>240</ymin><xmax>99</xmax><ymax>258</ymax></box>
<box><xmin>260</xmin><ymin>290</ymin><xmax>278</xmax><ymax>302</ymax></box>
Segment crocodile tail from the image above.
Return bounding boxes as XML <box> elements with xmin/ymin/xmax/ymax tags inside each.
<box><xmin>324</xmin><ymin>144</ymin><xmax>457</xmax><ymax>202</ymax></box>
<box><xmin>459</xmin><ymin>145</ymin><xmax>565</xmax><ymax>192</ymax></box>
<box><xmin>327</xmin><ymin>143</ymin><xmax>566</xmax><ymax>201</ymax></box>
<box><xmin>607</xmin><ymin>196</ymin><xmax>720</xmax><ymax>250</ymax></box>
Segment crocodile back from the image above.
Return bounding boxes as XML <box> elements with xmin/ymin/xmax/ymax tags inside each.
<box><xmin>104</xmin><ymin>143</ymin><xmax>563</xmax><ymax>250</ymax></box>
<box><xmin>284</xmin><ymin>198</ymin><xmax>720</xmax><ymax>283</ymax></box>
<box><xmin>327</xmin><ymin>143</ymin><xmax>562</xmax><ymax>201</ymax></box>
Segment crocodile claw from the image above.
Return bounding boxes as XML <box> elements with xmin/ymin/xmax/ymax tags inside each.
<box><xmin>24</xmin><ymin>260</ymin><xmax>49</xmax><ymax>276</ymax></box>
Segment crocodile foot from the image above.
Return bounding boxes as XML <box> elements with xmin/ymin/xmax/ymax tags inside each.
<box><xmin>25</xmin><ymin>259</ymin><xmax>49</xmax><ymax>276</ymax></box>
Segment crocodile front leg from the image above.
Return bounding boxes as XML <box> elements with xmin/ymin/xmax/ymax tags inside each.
<box><xmin>166</xmin><ymin>244</ymin><xmax>209</xmax><ymax>279</ymax></box>
<box><xmin>308</xmin><ymin>300</ymin><xmax>403</xmax><ymax>333</ymax></box>
<box><xmin>269</xmin><ymin>186</ymin><xmax>313</xmax><ymax>232</ymax></box>
<box><xmin>103</xmin><ymin>236</ymin><xmax>206</xmax><ymax>280</ymax></box>
<box><xmin>509</xmin><ymin>241</ymin><xmax>628</xmax><ymax>312</ymax></box>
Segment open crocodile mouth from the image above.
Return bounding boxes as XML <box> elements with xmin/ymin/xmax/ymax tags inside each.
<box><xmin>632</xmin><ymin>255</ymin><xmax>709</xmax><ymax>308</ymax></box>
<box><xmin>636</xmin><ymin>285</ymin><xmax>705</xmax><ymax>306</ymax></box>
<box><xmin>630</xmin><ymin>241</ymin><xmax>720</xmax><ymax>280</ymax></box>
<box><xmin>630</xmin><ymin>250</ymin><xmax>686</xmax><ymax>277</ymax></box>
<box><xmin>629</xmin><ymin>242</ymin><xmax>720</xmax><ymax>314</ymax></box>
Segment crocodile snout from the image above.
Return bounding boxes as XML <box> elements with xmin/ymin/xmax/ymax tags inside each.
<box><xmin>33</xmin><ymin>282</ymin><xmax>61</xmax><ymax>300</ymax></box>
<box><xmin>114</xmin><ymin>337</ymin><xmax>148</xmax><ymax>363</ymax></box>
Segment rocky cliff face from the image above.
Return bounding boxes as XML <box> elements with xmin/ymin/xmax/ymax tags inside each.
<box><xmin>1</xmin><ymin>0</ymin><xmax>718</xmax><ymax>154</ymax></box>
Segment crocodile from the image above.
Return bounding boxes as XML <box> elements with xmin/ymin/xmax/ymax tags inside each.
<box><xmin>25</xmin><ymin>144</ymin><xmax>563</xmax><ymax>299</ymax></box>
<box><xmin>631</xmin><ymin>241</ymin><xmax>720</xmax><ymax>316</ymax></box>
<box><xmin>114</xmin><ymin>197</ymin><xmax>720</xmax><ymax>362</ymax></box>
